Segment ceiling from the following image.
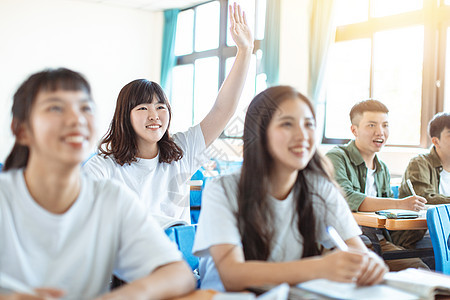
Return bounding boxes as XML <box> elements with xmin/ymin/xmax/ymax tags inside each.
<box><xmin>71</xmin><ymin>0</ymin><xmax>207</xmax><ymax>11</ymax></box>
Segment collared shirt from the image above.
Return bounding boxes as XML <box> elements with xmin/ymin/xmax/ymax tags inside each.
<box><xmin>326</xmin><ymin>140</ymin><xmax>394</xmax><ymax>211</ymax></box>
<box><xmin>399</xmin><ymin>146</ymin><xmax>450</xmax><ymax>204</ymax></box>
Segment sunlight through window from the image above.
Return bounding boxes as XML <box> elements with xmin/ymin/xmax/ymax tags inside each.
<box><xmin>195</xmin><ymin>1</ymin><xmax>220</xmax><ymax>52</ymax></box>
<box><xmin>175</xmin><ymin>10</ymin><xmax>194</xmax><ymax>56</ymax></box>
<box><xmin>373</xmin><ymin>26</ymin><xmax>423</xmax><ymax>145</ymax></box>
<box><xmin>193</xmin><ymin>57</ymin><xmax>219</xmax><ymax>124</ymax></box>
<box><xmin>325</xmin><ymin>39</ymin><xmax>371</xmax><ymax>140</ymax></box>
<box><xmin>334</xmin><ymin>0</ymin><xmax>368</xmax><ymax>26</ymax></box>
<box><xmin>371</xmin><ymin>0</ymin><xmax>422</xmax><ymax>18</ymax></box>
<box><xmin>171</xmin><ymin>64</ymin><xmax>194</xmax><ymax>133</ymax></box>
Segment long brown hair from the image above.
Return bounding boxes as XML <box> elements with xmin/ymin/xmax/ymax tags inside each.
<box><xmin>98</xmin><ymin>79</ymin><xmax>183</xmax><ymax>165</ymax></box>
<box><xmin>238</xmin><ymin>85</ymin><xmax>334</xmax><ymax>260</ymax></box>
<box><xmin>4</xmin><ymin>68</ymin><xmax>91</xmax><ymax>171</ymax></box>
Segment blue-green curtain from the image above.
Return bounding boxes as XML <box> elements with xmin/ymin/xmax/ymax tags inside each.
<box><xmin>261</xmin><ymin>0</ymin><xmax>280</xmax><ymax>87</ymax></box>
<box><xmin>308</xmin><ymin>0</ymin><xmax>336</xmax><ymax>105</ymax></box>
<box><xmin>160</xmin><ymin>9</ymin><xmax>180</xmax><ymax>97</ymax></box>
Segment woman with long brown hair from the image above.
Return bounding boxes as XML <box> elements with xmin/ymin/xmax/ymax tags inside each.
<box><xmin>83</xmin><ymin>3</ymin><xmax>253</xmax><ymax>228</ymax></box>
<box><xmin>193</xmin><ymin>86</ymin><xmax>387</xmax><ymax>291</ymax></box>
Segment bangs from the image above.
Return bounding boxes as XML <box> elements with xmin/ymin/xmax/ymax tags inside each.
<box><xmin>38</xmin><ymin>69</ymin><xmax>91</xmax><ymax>95</ymax></box>
<box><xmin>127</xmin><ymin>80</ymin><xmax>170</xmax><ymax>109</ymax></box>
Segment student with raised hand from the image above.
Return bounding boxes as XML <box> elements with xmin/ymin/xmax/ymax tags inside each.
<box><xmin>0</xmin><ymin>68</ymin><xmax>195</xmax><ymax>299</ymax></box>
<box><xmin>192</xmin><ymin>86</ymin><xmax>387</xmax><ymax>292</ymax></box>
<box><xmin>325</xmin><ymin>100</ymin><xmax>428</xmax><ymax>269</ymax></box>
<box><xmin>399</xmin><ymin>112</ymin><xmax>450</xmax><ymax>204</ymax></box>
<box><xmin>83</xmin><ymin>3</ymin><xmax>254</xmax><ymax>228</ymax></box>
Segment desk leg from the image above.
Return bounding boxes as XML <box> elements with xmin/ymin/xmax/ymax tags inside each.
<box><xmin>360</xmin><ymin>226</ymin><xmax>383</xmax><ymax>256</ymax></box>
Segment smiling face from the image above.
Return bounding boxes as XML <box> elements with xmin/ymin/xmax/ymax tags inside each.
<box><xmin>352</xmin><ymin>111</ymin><xmax>389</xmax><ymax>156</ymax></box>
<box><xmin>130</xmin><ymin>97</ymin><xmax>170</xmax><ymax>155</ymax></box>
<box><xmin>20</xmin><ymin>89</ymin><xmax>95</xmax><ymax>168</ymax></box>
<box><xmin>266</xmin><ymin>97</ymin><xmax>316</xmax><ymax>175</ymax></box>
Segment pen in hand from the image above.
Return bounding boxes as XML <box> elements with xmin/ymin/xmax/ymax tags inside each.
<box><xmin>406</xmin><ymin>179</ymin><xmax>416</xmax><ymax>197</ymax></box>
<box><xmin>327</xmin><ymin>226</ymin><xmax>349</xmax><ymax>251</ymax></box>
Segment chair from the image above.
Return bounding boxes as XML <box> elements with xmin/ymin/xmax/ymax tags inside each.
<box><xmin>427</xmin><ymin>205</ymin><xmax>450</xmax><ymax>274</ymax></box>
<box><xmin>0</xmin><ymin>163</ymin><xmax>3</xmax><ymax>172</ymax></box>
<box><xmin>190</xmin><ymin>189</ymin><xmax>202</xmax><ymax>224</ymax></box>
<box><xmin>391</xmin><ymin>185</ymin><xmax>399</xmax><ymax>198</ymax></box>
<box><xmin>165</xmin><ymin>225</ymin><xmax>199</xmax><ymax>271</ymax></box>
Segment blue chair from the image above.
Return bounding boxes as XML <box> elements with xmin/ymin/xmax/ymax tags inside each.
<box><xmin>190</xmin><ymin>189</ymin><xmax>202</xmax><ymax>224</ymax></box>
<box><xmin>165</xmin><ymin>225</ymin><xmax>199</xmax><ymax>271</ymax></box>
<box><xmin>0</xmin><ymin>163</ymin><xmax>3</xmax><ymax>172</ymax></box>
<box><xmin>391</xmin><ymin>185</ymin><xmax>399</xmax><ymax>199</ymax></box>
<box><xmin>427</xmin><ymin>205</ymin><xmax>450</xmax><ymax>274</ymax></box>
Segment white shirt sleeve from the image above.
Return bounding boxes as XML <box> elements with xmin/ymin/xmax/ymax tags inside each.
<box><xmin>311</xmin><ymin>176</ymin><xmax>362</xmax><ymax>249</ymax></box>
<box><xmin>173</xmin><ymin>124</ymin><xmax>208</xmax><ymax>175</ymax></box>
<box><xmin>193</xmin><ymin>175</ymin><xmax>242</xmax><ymax>258</ymax></box>
<box><xmin>113</xmin><ymin>185</ymin><xmax>183</xmax><ymax>281</ymax></box>
<box><xmin>82</xmin><ymin>154</ymin><xmax>113</xmax><ymax>180</ymax></box>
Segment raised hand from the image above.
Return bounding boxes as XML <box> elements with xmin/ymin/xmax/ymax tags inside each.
<box><xmin>229</xmin><ymin>2</ymin><xmax>254</xmax><ymax>51</ymax></box>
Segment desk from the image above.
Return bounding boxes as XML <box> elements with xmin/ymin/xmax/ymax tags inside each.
<box><xmin>352</xmin><ymin>212</ymin><xmax>433</xmax><ymax>260</ymax></box>
<box><xmin>352</xmin><ymin>212</ymin><xmax>428</xmax><ymax>230</ymax></box>
<box><xmin>171</xmin><ymin>289</ymin><xmax>217</xmax><ymax>300</ymax></box>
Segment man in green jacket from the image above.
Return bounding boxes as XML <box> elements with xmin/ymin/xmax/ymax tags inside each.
<box><xmin>399</xmin><ymin>112</ymin><xmax>450</xmax><ymax>203</ymax></box>
<box><xmin>326</xmin><ymin>100</ymin><xmax>428</xmax><ymax>270</ymax></box>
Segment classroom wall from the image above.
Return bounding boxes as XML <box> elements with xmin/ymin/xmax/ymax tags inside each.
<box><xmin>0</xmin><ymin>0</ymin><xmax>163</xmax><ymax>162</ymax></box>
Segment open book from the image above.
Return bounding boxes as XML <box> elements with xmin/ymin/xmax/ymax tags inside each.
<box><xmin>384</xmin><ymin>268</ymin><xmax>450</xmax><ymax>299</ymax></box>
<box><xmin>296</xmin><ymin>268</ymin><xmax>450</xmax><ymax>300</ymax></box>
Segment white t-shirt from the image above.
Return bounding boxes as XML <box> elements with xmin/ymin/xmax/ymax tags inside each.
<box><xmin>0</xmin><ymin>169</ymin><xmax>182</xmax><ymax>299</ymax></box>
<box><xmin>83</xmin><ymin>125</ymin><xmax>208</xmax><ymax>228</ymax></box>
<box><xmin>439</xmin><ymin>169</ymin><xmax>450</xmax><ymax>196</ymax></box>
<box><xmin>365</xmin><ymin>167</ymin><xmax>377</xmax><ymax>197</ymax></box>
<box><xmin>193</xmin><ymin>171</ymin><xmax>362</xmax><ymax>291</ymax></box>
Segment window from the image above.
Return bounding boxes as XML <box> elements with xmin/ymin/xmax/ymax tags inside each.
<box><xmin>170</xmin><ymin>0</ymin><xmax>266</xmax><ymax>136</ymax></box>
<box><xmin>324</xmin><ymin>0</ymin><xmax>449</xmax><ymax>147</ymax></box>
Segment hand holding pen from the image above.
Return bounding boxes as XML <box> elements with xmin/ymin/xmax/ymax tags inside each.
<box><xmin>398</xmin><ymin>179</ymin><xmax>427</xmax><ymax>211</ymax></box>
<box><xmin>325</xmin><ymin>226</ymin><xmax>387</xmax><ymax>286</ymax></box>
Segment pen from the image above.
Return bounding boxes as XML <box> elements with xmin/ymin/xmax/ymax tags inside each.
<box><xmin>326</xmin><ymin>226</ymin><xmax>349</xmax><ymax>251</ymax></box>
<box><xmin>406</xmin><ymin>179</ymin><xmax>416</xmax><ymax>197</ymax></box>
<box><xmin>0</xmin><ymin>272</ymin><xmax>36</xmax><ymax>295</ymax></box>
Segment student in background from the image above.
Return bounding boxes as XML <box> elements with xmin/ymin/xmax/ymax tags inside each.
<box><xmin>0</xmin><ymin>68</ymin><xmax>195</xmax><ymax>299</ymax></box>
<box><xmin>193</xmin><ymin>86</ymin><xmax>387</xmax><ymax>292</ymax></box>
<box><xmin>326</xmin><ymin>100</ymin><xmax>428</xmax><ymax>270</ymax></box>
<box><xmin>83</xmin><ymin>3</ymin><xmax>253</xmax><ymax>229</ymax></box>
<box><xmin>399</xmin><ymin>112</ymin><xmax>450</xmax><ymax>203</ymax></box>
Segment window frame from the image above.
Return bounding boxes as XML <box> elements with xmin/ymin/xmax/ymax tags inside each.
<box><xmin>173</xmin><ymin>0</ymin><xmax>263</xmax><ymax>138</ymax></box>
<box><xmin>322</xmin><ymin>0</ymin><xmax>450</xmax><ymax>148</ymax></box>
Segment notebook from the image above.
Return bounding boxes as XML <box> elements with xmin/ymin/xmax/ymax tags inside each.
<box><xmin>297</xmin><ymin>279</ymin><xmax>418</xmax><ymax>299</ymax></box>
<box><xmin>383</xmin><ymin>268</ymin><xmax>450</xmax><ymax>299</ymax></box>
<box><xmin>375</xmin><ymin>209</ymin><xmax>419</xmax><ymax>219</ymax></box>
<box><xmin>296</xmin><ymin>268</ymin><xmax>450</xmax><ymax>300</ymax></box>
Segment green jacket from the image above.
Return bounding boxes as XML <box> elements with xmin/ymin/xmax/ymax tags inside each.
<box><xmin>326</xmin><ymin>140</ymin><xmax>393</xmax><ymax>211</ymax></box>
<box><xmin>399</xmin><ymin>147</ymin><xmax>450</xmax><ymax>204</ymax></box>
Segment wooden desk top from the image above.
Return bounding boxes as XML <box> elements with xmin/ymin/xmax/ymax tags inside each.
<box><xmin>352</xmin><ymin>212</ymin><xmax>428</xmax><ymax>230</ymax></box>
<box><xmin>171</xmin><ymin>290</ymin><xmax>217</xmax><ymax>300</ymax></box>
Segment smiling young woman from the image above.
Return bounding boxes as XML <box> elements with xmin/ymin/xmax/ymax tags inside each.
<box><xmin>0</xmin><ymin>68</ymin><xmax>195</xmax><ymax>299</ymax></box>
<box><xmin>192</xmin><ymin>86</ymin><xmax>387</xmax><ymax>292</ymax></box>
